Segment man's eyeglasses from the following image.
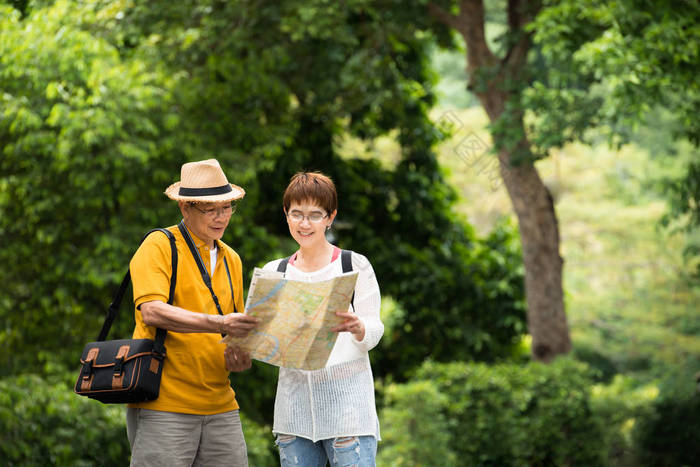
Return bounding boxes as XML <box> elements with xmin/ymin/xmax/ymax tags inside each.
<box><xmin>287</xmin><ymin>211</ymin><xmax>328</xmax><ymax>223</ymax></box>
<box><xmin>190</xmin><ymin>203</ymin><xmax>236</xmax><ymax>219</ymax></box>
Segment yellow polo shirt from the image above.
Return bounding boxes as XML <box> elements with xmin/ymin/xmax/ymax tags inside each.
<box><xmin>128</xmin><ymin>224</ymin><xmax>244</xmax><ymax>415</ymax></box>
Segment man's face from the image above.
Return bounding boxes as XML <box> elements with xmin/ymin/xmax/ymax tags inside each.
<box><xmin>180</xmin><ymin>201</ymin><xmax>235</xmax><ymax>246</ymax></box>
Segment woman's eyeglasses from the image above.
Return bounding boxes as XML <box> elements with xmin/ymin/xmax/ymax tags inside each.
<box><xmin>287</xmin><ymin>211</ymin><xmax>328</xmax><ymax>223</ymax></box>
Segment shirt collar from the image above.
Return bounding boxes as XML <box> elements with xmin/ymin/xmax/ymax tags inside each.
<box><xmin>181</xmin><ymin>220</ymin><xmax>218</xmax><ymax>250</ymax></box>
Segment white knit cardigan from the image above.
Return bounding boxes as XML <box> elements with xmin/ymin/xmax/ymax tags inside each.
<box><xmin>263</xmin><ymin>251</ymin><xmax>384</xmax><ymax>442</ymax></box>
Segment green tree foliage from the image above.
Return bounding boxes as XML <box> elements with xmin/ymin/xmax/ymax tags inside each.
<box><xmin>404</xmin><ymin>0</ymin><xmax>700</xmax><ymax>361</ymax></box>
<box><xmin>4</xmin><ymin>0</ymin><xmax>27</xmax><ymax>16</ymax></box>
<box><xmin>388</xmin><ymin>0</ymin><xmax>579</xmax><ymax>362</ymax></box>
<box><xmin>0</xmin><ymin>2</ymin><xmax>183</xmax><ymax>375</ymax></box>
<box><xmin>380</xmin><ymin>358</ymin><xmax>607</xmax><ymax>466</ymax></box>
<box><xmin>531</xmin><ymin>0</ymin><xmax>700</xmax><ymax>274</ymax></box>
<box><xmin>0</xmin><ymin>0</ymin><xmax>526</xmax><ymax>399</ymax></box>
<box><xmin>244</xmin><ymin>0</ymin><xmax>526</xmax><ymax>378</ymax></box>
<box><xmin>533</xmin><ymin>0</ymin><xmax>700</xmax><ymax>146</ymax></box>
<box><xmin>666</xmin><ymin>161</ymin><xmax>700</xmax><ymax>278</ymax></box>
<box><xmin>119</xmin><ymin>0</ymin><xmax>527</xmax><ymax>375</ymax></box>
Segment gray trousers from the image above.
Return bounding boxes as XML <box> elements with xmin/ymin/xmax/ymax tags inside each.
<box><xmin>127</xmin><ymin>408</ymin><xmax>248</xmax><ymax>467</ymax></box>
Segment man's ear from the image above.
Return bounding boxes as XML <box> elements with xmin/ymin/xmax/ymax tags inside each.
<box><xmin>178</xmin><ymin>201</ymin><xmax>188</xmax><ymax>218</ymax></box>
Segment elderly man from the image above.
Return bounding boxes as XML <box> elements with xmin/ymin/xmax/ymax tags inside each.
<box><xmin>126</xmin><ymin>159</ymin><xmax>258</xmax><ymax>467</ymax></box>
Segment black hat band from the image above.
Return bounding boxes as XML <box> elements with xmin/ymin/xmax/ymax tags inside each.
<box><xmin>178</xmin><ymin>184</ymin><xmax>232</xmax><ymax>197</ymax></box>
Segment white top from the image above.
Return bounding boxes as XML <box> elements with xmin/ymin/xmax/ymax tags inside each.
<box><xmin>210</xmin><ymin>245</ymin><xmax>217</xmax><ymax>275</ymax></box>
<box><xmin>263</xmin><ymin>251</ymin><xmax>384</xmax><ymax>442</ymax></box>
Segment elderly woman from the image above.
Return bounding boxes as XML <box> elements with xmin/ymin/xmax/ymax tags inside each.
<box><xmin>263</xmin><ymin>172</ymin><xmax>384</xmax><ymax>467</ymax></box>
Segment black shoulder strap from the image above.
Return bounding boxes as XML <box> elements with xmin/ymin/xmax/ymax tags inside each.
<box><xmin>223</xmin><ymin>256</ymin><xmax>238</xmax><ymax>314</ymax></box>
<box><xmin>341</xmin><ymin>249</ymin><xmax>356</xmax><ymax>312</ymax></box>
<box><xmin>276</xmin><ymin>250</ymin><xmax>355</xmax><ymax>311</ymax></box>
<box><xmin>177</xmin><ymin>221</ymin><xmax>232</xmax><ymax>336</ymax></box>
<box><xmin>97</xmin><ymin>229</ymin><xmax>177</xmax><ymax>356</ymax></box>
<box><xmin>341</xmin><ymin>249</ymin><xmax>352</xmax><ymax>273</ymax></box>
<box><xmin>276</xmin><ymin>256</ymin><xmax>292</xmax><ymax>273</ymax></box>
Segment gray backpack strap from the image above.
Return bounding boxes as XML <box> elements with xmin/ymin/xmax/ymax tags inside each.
<box><xmin>341</xmin><ymin>250</ymin><xmax>355</xmax><ymax>312</ymax></box>
<box><xmin>276</xmin><ymin>256</ymin><xmax>291</xmax><ymax>273</ymax></box>
<box><xmin>341</xmin><ymin>249</ymin><xmax>352</xmax><ymax>274</ymax></box>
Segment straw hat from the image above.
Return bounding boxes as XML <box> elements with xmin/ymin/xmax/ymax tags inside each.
<box><xmin>164</xmin><ymin>159</ymin><xmax>245</xmax><ymax>203</ymax></box>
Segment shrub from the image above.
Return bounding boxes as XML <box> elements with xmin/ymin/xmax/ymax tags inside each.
<box><xmin>377</xmin><ymin>380</ymin><xmax>456</xmax><ymax>466</ymax></box>
<box><xmin>589</xmin><ymin>375</ymin><xmax>658</xmax><ymax>465</ymax></box>
<box><xmin>0</xmin><ymin>374</ymin><xmax>129</xmax><ymax>466</ymax></box>
<box><xmin>633</xmin><ymin>392</ymin><xmax>700</xmax><ymax>466</ymax></box>
<box><xmin>0</xmin><ymin>373</ymin><xmax>278</xmax><ymax>466</ymax></box>
<box><xmin>240</xmin><ymin>411</ymin><xmax>278</xmax><ymax>466</ymax></box>
<box><xmin>379</xmin><ymin>358</ymin><xmax>606</xmax><ymax>466</ymax></box>
<box><xmin>572</xmin><ymin>343</ymin><xmax>618</xmax><ymax>383</ymax></box>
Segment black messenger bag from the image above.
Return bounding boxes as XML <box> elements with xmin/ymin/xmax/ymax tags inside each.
<box><xmin>74</xmin><ymin>228</ymin><xmax>177</xmax><ymax>404</ymax></box>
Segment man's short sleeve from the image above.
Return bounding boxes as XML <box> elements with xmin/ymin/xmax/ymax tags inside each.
<box><xmin>130</xmin><ymin>232</ymin><xmax>173</xmax><ymax>309</ymax></box>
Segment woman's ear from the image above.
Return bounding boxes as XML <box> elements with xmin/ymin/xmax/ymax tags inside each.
<box><xmin>328</xmin><ymin>209</ymin><xmax>338</xmax><ymax>224</ymax></box>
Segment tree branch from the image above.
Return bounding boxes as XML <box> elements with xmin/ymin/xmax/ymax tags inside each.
<box><xmin>502</xmin><ymin>0</ymin><xmax>542</xmax><ymax>73</ymax></box>
<box><xmin>427</xmin><ymin>2</ymin><xmax>461</xmax><ymax>31</ymax></box>
<box><xmin>460</xmin><ymin>0</ymin><xmax>498</xmax><ymax>70</ymax></box>
<box><xmin>428</xmin><ymin>0</ymin><xmax>497</xmax><ymax>71</ymax></box>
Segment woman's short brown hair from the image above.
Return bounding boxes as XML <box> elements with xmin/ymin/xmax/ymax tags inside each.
<box><xmin>283</xmin><ymin>172</ymin><xmax>338</xmax><ymax>214</ymax></box>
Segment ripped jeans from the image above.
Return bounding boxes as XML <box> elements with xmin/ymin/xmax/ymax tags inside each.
<box><xmin>275</xmin><ymin>434</ymin><xmax>377</xmax><ymax>467</ymax></box>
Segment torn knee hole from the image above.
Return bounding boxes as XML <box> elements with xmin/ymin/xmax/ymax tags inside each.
<box><xmin>332</xmin><ymin>436</ymin><xmax>358</xmax><ymax>449</ymax></box>
<box><xmin>276</xmin><ymin>434</ymin><xmax>297</xmax><ymax>445</ymax></box>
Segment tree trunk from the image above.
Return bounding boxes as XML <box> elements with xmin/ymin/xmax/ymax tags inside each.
<box><xmin>429</xmin><ymin>0</ymin><xmax>571</xmax><ymax>362</ymax></box>
<box><xmin>496</xmin><ymin>132</ymin><xmax>571</xmax><ymax>361</ymax></box>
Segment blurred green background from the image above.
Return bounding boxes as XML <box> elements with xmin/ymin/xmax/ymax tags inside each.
<box><xmin>1</xmin><ymin>0</ymin><xmax>698</xmax><ymax>465</ymax></box>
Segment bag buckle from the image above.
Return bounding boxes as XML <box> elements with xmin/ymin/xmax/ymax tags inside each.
<box><xmin>111</xmin><ymin>345</ymin><xmax>130</xmax><ymax>389</ymax></box>
<box><xmin>80</xmin><ymin>348</ymin><xmax>99</xmax><ymax>391</ymax></box>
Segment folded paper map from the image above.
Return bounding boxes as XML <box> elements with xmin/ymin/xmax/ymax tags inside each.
<box><xmin>222</xmin><ymin>267</ymin><xmax>359</xmax><ymax>370</ymax></box>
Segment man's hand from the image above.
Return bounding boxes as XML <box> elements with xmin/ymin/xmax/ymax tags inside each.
<box><xmin>331</xmin><ymin>312</ymin><xmax>365</xmax><ymax>341</ymax></box>
<box><xmin>220</xmin><ymin>313</ymin><xmax>259</xmax><ymax>337</ymax></box>
<box><xmin>141</xmin><ymin>301</ymin><xmax>261</xmax><ymax>335</ymax></box>
<box><xmin>224</xmin><ymin>346</ymin><xmax>252</xmax><ymax>372</ymax></box>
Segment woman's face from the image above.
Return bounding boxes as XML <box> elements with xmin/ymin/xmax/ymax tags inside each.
<box><xmin>285</xmin><ymin>201</ymin><xmax>336</xmax><ymax>248</ymax></box>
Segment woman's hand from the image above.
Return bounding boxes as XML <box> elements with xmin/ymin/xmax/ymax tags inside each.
<box><xmin>224</xmin><ymin>346</ymin><xmax>252</xmax><ymax>372</ymax></box>
<box><xmin>332</xmin><ymin>312</ymin><xmax>365</xmax><ymax>341</ymax></box>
